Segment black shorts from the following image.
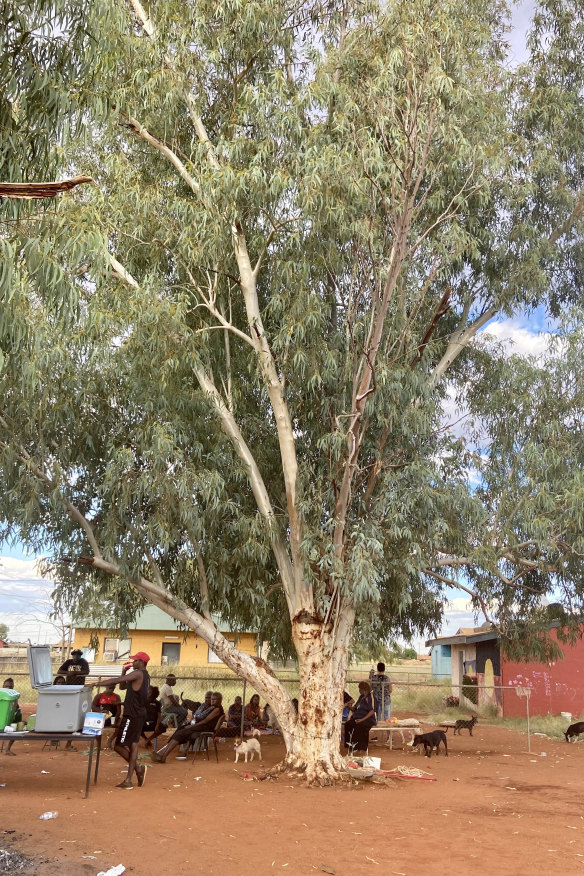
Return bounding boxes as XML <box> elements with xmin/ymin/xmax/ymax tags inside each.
<box><xmin>116</xmin><ymin>715</ymin><xmax>144</xmax><ymax>747</ymax></box>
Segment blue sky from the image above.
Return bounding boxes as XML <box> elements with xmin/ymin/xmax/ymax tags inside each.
<box><xmin>0</xmin><ymin>0</ymin><xmax>540</xmax><ymax>649</ymax></box>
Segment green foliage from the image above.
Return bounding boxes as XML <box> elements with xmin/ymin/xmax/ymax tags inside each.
<box><xmin>0</xmin><ymin>623</ymin><xmax>9</xmax><ymax>641</ymax></box>
<box><xmin>1</xmin><ymin>0</ymin><xmax>584</xmax><ymax>667</ymax></box>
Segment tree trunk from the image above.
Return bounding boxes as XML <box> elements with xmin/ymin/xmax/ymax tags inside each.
<box><xmin>272</xmin><ymin>612</ymin><xmax>353</xmax><ymax>785</ymax></box>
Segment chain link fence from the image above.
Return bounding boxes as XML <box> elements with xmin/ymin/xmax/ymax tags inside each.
<box><xmin>0</xmin><ymin>669</ymin><xmax>452</xmax><ymax>717</ymax></box>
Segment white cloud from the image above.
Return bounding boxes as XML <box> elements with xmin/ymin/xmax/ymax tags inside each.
<box><xmin>482</xmin><ymin>318</ymin><xmax>551</xmax><ymax>360</ymax></box>
<box><xmin>438</xmin><ymin>596</ymin><xmax>485</xmax><ymax>636</ymax></box>
<box><xmin>0</xmin><ymin>556</ymin><xmax>67</xmax><ymax>644</ymax></box>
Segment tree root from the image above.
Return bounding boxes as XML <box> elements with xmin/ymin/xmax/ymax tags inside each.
<box><xmin>270</xmin><ymin>753</ymin><xmax>352</xmax><ymax>786</ymax></box>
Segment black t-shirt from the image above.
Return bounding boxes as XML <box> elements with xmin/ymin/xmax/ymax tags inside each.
<box><xmin>123</xmin><ymin>669</ymin><xmax>150</xmax><ymax>719</ymax></box>
<box><xmin>146</xmin><ymin>699</ymin><xmax>161</xmax><ymax>723</ymax></box>
<box><xmin>58</xmin><ymin>657</ymin><xmax>90</xmax><ymax>685</ymax></box>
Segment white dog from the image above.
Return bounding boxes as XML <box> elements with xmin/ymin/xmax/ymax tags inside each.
<box><xmin>234</xmin><ymin>737</ymin><xmax>262</xmax><ymax>763</ymax></box>
<box><xmin>264</xmin><ymin>704</ymin><xmax>280</xmax><ymax>732</ymax></box>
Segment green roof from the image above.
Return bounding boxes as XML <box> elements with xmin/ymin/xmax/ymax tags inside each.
<box><xmin>76</xmin><ymin>604</ymin><xmax>253</xmax><ymax>635</ymax></box>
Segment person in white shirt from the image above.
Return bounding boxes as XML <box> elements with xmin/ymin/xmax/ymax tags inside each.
<box><xmin>144</xmin><ymin>674</ymin><xmax>187</xmax><ymax>747</ymax></box>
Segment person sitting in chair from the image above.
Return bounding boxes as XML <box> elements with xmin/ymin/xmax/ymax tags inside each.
<box><xmin>92</xmin><ymin>684</ymin><xmax>122</xmax><ymax>726</ymax></box>
<box><xmin>152</xmin><ymin>692</ymin><xmax>224</xmax><ymax>763</ymax></box>
<box><xmin>343</xmin><ymin>681</ymin><xmax>376</xmax><ymax>753</ymax></box>
<box><xmin>159</xmin><ymin>674</ymin><xmax>188</xmax><ymax>724</ymax></box>
<box><xmin>145</xmin><ymin>676</ymin><xmax>191</xmax><ymax>748</ymax></box>
<box><xmin>141</xmin><ymin>686</ymin><xmax>161</xmax><ymax>740</ymax></box>
<box><xmin>92</xmin><ymin>683</ymin><xmax>122</xmax><ymax>748</ymax></box>
<box><xmin>244</xmin><ymin>694</ymin><xmax>267</xmax><ymax>730</ymax></box>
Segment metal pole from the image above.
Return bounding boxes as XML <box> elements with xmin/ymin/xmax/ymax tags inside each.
<box><xmin>240</xmin><ymin>678</ymin><xmax>246</xmax><ymax>738</ymax></box>
<box><xmin>526</xmin><ymin>690</ymin><xmax>531</xmax><ymax>753</ymax></box>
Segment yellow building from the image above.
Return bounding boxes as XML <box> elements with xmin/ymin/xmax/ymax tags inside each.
<box><xmin>73</xmin><ymin>605</ymin><xmax>259</xmax><ymax>667</ymax></box>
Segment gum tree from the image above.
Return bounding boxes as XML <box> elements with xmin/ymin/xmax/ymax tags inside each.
<box><xmin>2</xmin><ymin>0</ymin><xmax>584</xmax><ymax>782</ymax></box>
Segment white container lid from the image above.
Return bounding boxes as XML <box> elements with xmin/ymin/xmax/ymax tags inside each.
<box><xmin>27</xmin><ymin>646</ymin><xmax>54</xmax><ymax>689</ymax></box>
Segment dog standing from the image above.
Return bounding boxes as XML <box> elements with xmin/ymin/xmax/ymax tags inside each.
<box><xmin>412</xmin><ymin>730</ymin><xmax>448</xmax><ymax>758</ymax></box>
<box><xmin>234</xmin><ymin>737</ymin><xmax>262</xmax><ymax>763</ymax></box>
<box><xmin>453</xmin><ymin>715</ymin><xmax>478</xmax><ymax>736</ymax></box>
<box><xmin>564</xmin><ymin>721</ymin><xmax>584</xmax><ymax>742</ymax></box>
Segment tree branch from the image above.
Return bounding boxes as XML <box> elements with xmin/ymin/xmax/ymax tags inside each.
<box><xmin>71</xmin><ymin>553</ymin><xmax>292</xmax><ymax>715</ymax></box>
<box><xmin>430</xmin><ymin>305</ymin><xmax>498</xmax><ymax>388</ymax></box>
<box><xmin>193</xmin><ymin>365</ymin><xmax>297</xmax><ymax>615</ymax></box>
<box><xmin>110</xmin><ymin>254</ymin><xmax>140</xmax><ymax>287</ymax></box>
<box><xmin>126</xmin><ymin>117</ymin><xmax>201</xmax><ymax>195</ymax></box>
<box><xmin>423</xmin><ymin>567</ymin><xmax>496</xmax><ymax>627</ymax></box>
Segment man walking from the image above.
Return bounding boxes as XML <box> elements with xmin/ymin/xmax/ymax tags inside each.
<box><xmin>91</xmin><ymin>651</ymin><xmax>150</xmax><ymax>789</ymax></box>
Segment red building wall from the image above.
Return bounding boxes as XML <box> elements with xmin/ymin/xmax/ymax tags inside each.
<box><xmin>501</xmin><ymin>629</ymin><xmax>584</xmax><ymax>718</ymax></box>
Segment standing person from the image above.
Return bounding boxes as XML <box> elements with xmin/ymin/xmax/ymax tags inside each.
<box><xmin>90</xmin><ymin>651</ymin><xmax>150</xmax><ymax>790</ymax></box>
<box><xmin>57</xmin><ymin>649</ymin><xmax>90</xmax><ymax>685</ymax></box>
<box><xmin>343</xmin><ymin>681</ymin><xmax>376</xmax><ymax>753</ymax></box>
<box><xmin>371</xmin><ymin>661</ymin><xmax>393</xmax><ymax>721</ymax></box>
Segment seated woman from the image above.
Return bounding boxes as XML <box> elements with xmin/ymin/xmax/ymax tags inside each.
<box><xmin>343</xmin><ymin>681</ymin><xmax>376</xmax><ymax>753</ymax></box>
<box><xmin>219</xmin><ymin>695</ymin><xmax>243</xmax><ymax>738</ymax></box>
<box><xmin>227</xmin><ymin>695</ymin><xmax>243</xmax><ymax>727</ymax></box>
<box><xmin>244</xmin><ymin>694</ymin><xmax>266</xmax><ymax>730</ymax></box>
<box><xmin>152</xmin><ymin>692</ymin><xmax>224</xmax><ymax>763</ymax></box>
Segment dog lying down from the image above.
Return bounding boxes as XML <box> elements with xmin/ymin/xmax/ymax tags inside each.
<box><xmin>565</xmin><ymin>721</ymin><xmax>584</xmax><ymax>742</ymax></box>
<box><xmin>234</xmin><ymin>737</ymin><xmax>262</xmax><ymax>763</ymax></box>
<box><xmin>410</xmin><ymin>730</ymin><xmax>448</xmax><ymax>758</ymax></box>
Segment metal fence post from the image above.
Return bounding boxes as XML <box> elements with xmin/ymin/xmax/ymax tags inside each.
<box><xmin>240</xmin><ymin>678</ymin><xmax>246</xmax><ymax>738</ymax></box>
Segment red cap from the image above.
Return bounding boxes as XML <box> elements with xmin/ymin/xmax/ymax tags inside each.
<box><xmin>129</xmin><ymin>651</ymin><xmax>150</xmax><ymax>664</ymax></box>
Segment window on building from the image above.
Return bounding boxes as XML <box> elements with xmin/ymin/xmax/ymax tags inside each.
<box><xmin>103</xmin><ymin>637</ymin><xmax>132</xmax><ymax>662</ymax></box>
<box><xmin>161</xmin><ymin>642</ymin><xmax>181</xmax><ymax>665</ymax></box>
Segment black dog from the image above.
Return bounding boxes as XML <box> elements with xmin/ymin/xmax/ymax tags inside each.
<box><xmin>564</xmin><ymin>721</ymin><xmax>584</xmax><ymax>742</ymax></box>
<box><xmin>180</xmin><ymin>692</ymin><xmax>201</xmax><ymax>714</ymax></box>
<box><xmin>412</xmin><ymin>730</ymin><xmax>448</xmax><ymax>758</ymax></box>
<box><xmin>454</xmin><ymin>715</ymin><xmax>478</xmax><ymax>736</ymax></box>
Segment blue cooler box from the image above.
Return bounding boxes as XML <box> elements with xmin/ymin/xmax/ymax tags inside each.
<box><xmin>27</xmin><ymin>646</ymin><xmax>92</xmax><ymax>732</ymax></box>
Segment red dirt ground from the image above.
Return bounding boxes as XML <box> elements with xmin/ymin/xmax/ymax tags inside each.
<box><xmin>1</xmin><ymin>716</ymin><xmax>582</xmax><ymax>875</ymax></box>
